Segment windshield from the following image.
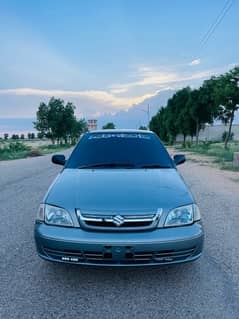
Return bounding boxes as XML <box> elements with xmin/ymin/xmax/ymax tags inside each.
<box><xmin>66</xmin><ymin>132</ymin><xmax>174</xmax><ymax>169</ymax></box>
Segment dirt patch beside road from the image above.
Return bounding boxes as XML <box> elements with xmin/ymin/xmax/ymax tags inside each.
<box><xmin>168</xmin><ymin>146</ymin><xmax>239</xmax><ymax>186</ymax></box>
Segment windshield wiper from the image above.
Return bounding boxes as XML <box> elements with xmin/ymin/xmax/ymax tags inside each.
<box><xmin>78</xmin><ymin>162</ymin><xmax>136</xmax><ymax>169</ymax></box>
<box><xmin>140</xmin><ymin>164</ymin><xmax>171</xmax><ymax>169</ymax></box>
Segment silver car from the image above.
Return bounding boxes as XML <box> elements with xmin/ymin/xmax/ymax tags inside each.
<box><xmin>35</xmin><ymin>129</ymin><xmax>204</xmax><ymax>266</ymax></box>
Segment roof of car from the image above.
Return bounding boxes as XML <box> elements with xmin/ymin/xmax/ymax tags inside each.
<box><xmin>88</xmin><ymin>129</ymin><xmax>153</xmax><ymax>134</ymax></box>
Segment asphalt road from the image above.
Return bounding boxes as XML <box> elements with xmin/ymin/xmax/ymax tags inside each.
<box><xmin>1</xmin><ymin>151</ymin><xmax>239</xmax><ymax>319</ymax></box>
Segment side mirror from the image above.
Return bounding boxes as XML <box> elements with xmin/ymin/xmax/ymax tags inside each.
<box><xmin>52</xmin><ymin>154</ymin><xmax>66</xmax><ymax>166</ymax></box>
<box><xmin>173</xmin><ymin>154</ymin><xmax>186</xmax><ymax>166</ymax></box>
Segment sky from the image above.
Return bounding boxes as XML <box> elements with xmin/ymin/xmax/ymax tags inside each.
<box><xmin>0</xmin><ymin>0</ymin><xmax>238</xmax><ymax>124</ymax></box>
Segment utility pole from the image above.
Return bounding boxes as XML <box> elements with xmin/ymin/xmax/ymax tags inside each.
<box><xmin>147</xmin><ymin>104</ymin><xmax>150</xmax><ymax>129</ymax></box>
<box><xmin>135</xmin><ymin>104</ymin><xmax>150</xmax><ymax>129</ymax></box>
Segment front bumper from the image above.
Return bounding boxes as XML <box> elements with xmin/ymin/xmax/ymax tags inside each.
<box><xmin>34</xmin><ymin>222</ymin><xmax>204</xmax><ymax>266</ymax></box>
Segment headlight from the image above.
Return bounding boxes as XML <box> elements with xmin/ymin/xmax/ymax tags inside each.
<box><xmin>164</xmin><ymin>204</ymin><xmax>200</xmax><ymax>227</ymax></box>
<box><xmin>36</xmin><ymin>204</ymin><xmax>74</xmax><ymax>227</ymax></box>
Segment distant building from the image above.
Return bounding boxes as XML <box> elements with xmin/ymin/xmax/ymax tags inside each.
<box><xmin>87</xmin><ymin>119</ymin><xmax>97</xmax><ymax>131</ymax></box>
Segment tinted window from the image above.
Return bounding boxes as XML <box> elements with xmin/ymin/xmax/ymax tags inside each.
<box><xmin>66</xmin><ymin>132</ymin><xmax>174</xmax><ymax>169</ymax></box>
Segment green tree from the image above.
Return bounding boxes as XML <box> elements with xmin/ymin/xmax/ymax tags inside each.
<box><xmin>102</xmin><ymin>122</ymin><xmax>115</xmax><ymax>129</ymax></box>
<box><xmin>171</xmin><ymin>87</ymin><xmax>193</xmax><ymax>144</ymax></box>
<box><xmin>164</xmin><ymin>95</ymin><xmax>181</xmax><ymax>144</ymax></box>
<box><xmin>149</xmin><ymin>107</ymin><xmax>169</xmax><ymax>142</ymax></box>
<box><xmin>138</xmin><ymin>126</ymin><xmax>148</xmax><ymax>130</ymax></box>
<box><xmin>177</xmin><ymin>102</ymin><xmax>196</xmax><ymax>145</ymax></box>
<box><xmin>34</xmin><ymin>102</ymin><xmax>49</xmax><ymax>139</ymax></box>
<box><xmin>20</xmin><ymin>134</ymin><xmax>25</xmax><ymax>140</ymax></box>
<box><xmin>47</xmin><ymin>97</ymin><xmax>65</xmax><ymax>143</ymax></box>
<box><xmin>34</xmin><ymin>97</ymin><xmax>86</xmax><ymax>144</ymax></box>
<box><xmin>187</xmin><ymin>86</ymin><xmax>215</xmax><ymax>145</ymax></box>
<box><xmin>222</xmin><ymin>131</ymin><xmax>234</xmax><ymax>142</ymax></box>
<box><xmin>12</xmin><ymin>134</ymin><xmax>19</xmax><ymax>140</ymax></box>
<box><xmin>149</xmin><ymin>67</ymin><xmax>239</xmax><ymax>147</ymax></box>
<box><xmin>4</xmin><ymin>133</ymin><xmax>8</xmax><ymax>140</ymax></box>
<box><xmin>70</xmin><ymin>119</ymin><xmax>88</xmax><ymax>144</ymax></box>
<box><xmin>150</xmin><ymin>86</ymin><xmax>215</xmax><ymax>145</ymax></box>
<box><xmin>61</xmin><ymin>102</ymin><xmax>77</xmax><ymax>143</ymax></box>
<box><xmin>34</xmin><ymin>98</ymin><xmax>63</xmax><ymax>143</ymax></box>
<box><xmin>213</xmin><ymin>67</ymin><xmax>239</xmax><ymax>149</ymax></box>
<box><xmin>37</xmin><ymin>132</ymin><xmax>44</xmax><ymax>139</ymax></box>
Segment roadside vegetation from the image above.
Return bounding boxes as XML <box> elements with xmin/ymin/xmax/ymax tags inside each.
<box><xmin>102</xmin><ymin>122</ymin><xmax>116</xmax><ymax>129</ymax></box>
<box><xmin>34</xmin><ymin>97</ymin><xmax>87</xmax><ymax>144</ymax></box>
<box><xmin>0</xmin><ymin>140</ymin><xmax>71</xmax><ymax>161</ymax></box>
<box><xmin>175</xmin><ymin>141</ymin><xmax>239</xmax><ymax>171</ymax></box>
<box><xmin>1</xmin><ymin>97</ymin><xmax>88</xmax><ymax>161</ymax></box>
<box><xmin>0</xmin><ymin>141</ymin><xmax>31</xmax><ymax>160</ymax></box>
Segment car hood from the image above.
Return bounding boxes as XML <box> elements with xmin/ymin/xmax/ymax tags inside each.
<box><xmin>46</xmin><ymin>168</ymin><xmax>193</xmax><ymax>213</ymax></box>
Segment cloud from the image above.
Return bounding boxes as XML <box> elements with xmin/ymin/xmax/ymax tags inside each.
<box><xmin>109</xmin><ymin>87</ymin><xmax>129</xmax><ymax>94</ymax></box>
<box><xmin>189</xmin><ymin>58</ymin><xmax>201</xmax><ymax>66</ymax></box>
<box><xmin>0</xmin><ymin>88</ymin><xmax>158</xmax><ymax>108</ymax></box>
<box><xmin>109</xmin><ymin>64</ymin><xmax>217</xmax><ymax>94</ymax></box>
<box><xmin>109</xmin><ymin>67</ymin><xmax>177</xmax><ymax>93</ymax></box>
<box><xmin>0</xmin><ymin>64</ymin><xmax>233</xmax><ymax>119</ymax></box>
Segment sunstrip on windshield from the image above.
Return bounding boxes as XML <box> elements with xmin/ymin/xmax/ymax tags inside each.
<box><xmin>88</xmin><ymin>133</ymin><xmax>151</xmax><ymax>139</ymax></box>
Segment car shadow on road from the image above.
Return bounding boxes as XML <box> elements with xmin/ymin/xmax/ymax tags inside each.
<box><xmin>39</xmin><ymin>259</ymin><xmax>200</xmax><ymax>287</ymax></box>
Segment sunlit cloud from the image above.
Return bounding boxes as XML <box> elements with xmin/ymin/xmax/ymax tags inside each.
<box><xmin>189</xmin><ymin>58</ymin><xmax>201</xmax><ymax>66</ymax></box>
<box><xmin>109</xmin><ymin>87</ymin><xmax>129</xmax><ymax>94</ymax></box>
<box><xmin>109</xmin><ymin>64</ymin><xmax>217</xmax><ymax>94</ymax></box>
<box><xmin>0</xmin><ymin>88</ymin><xmax>158</xmax><ymax>108</ymax></box>
<box><xmin>0</xmin><ymin>64</ymin><xmax>234</xmax><ymax>119</ymax></box>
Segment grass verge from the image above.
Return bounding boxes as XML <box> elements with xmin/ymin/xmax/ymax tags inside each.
<box><xmin>0</xmin><ymin>141</ymin><xmax>71</xmax><ymax>161</ymax></box>
<box><xmin>175</xmin><ymin>141</ymin><xmax>239</xmax><ymax>171</ymax></box>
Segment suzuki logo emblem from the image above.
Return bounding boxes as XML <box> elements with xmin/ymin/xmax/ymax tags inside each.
<box><xmin>112</xmin><ymin>215</ymin><xmax>125</xmax><ymax>226</ymax></box>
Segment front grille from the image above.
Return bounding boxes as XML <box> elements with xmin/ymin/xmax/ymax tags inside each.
<box><xmin>43</xmin><ymin>246</ymin><xmax>195</xmax><ymax>264</ymax></box>
<box><xmin>44</xmin><ymin>247</ymin><xmax>113</xmax><ymax>263</ymax></box>
<box><xmin>76</xmin><ymin>210</ymin><xmax>162</xmax><ymax>231</ymax></box>
<box><xmin>126</xmin><ymin>248</ymin><xmax>195</xmax><ymax>264</ymax></box>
